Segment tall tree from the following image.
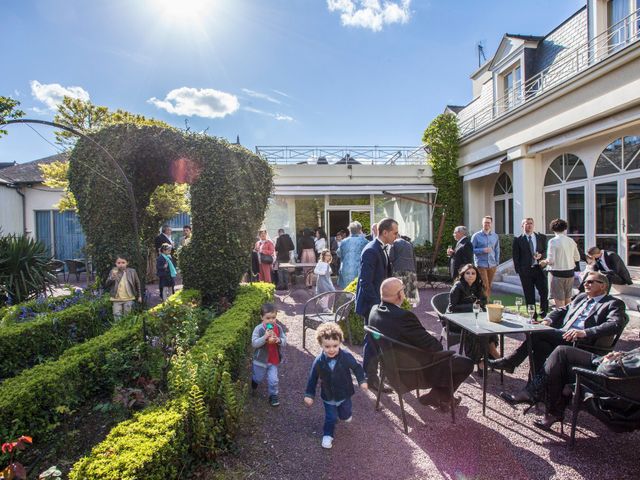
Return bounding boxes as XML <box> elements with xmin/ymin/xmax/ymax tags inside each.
<box><xmin>0</xmin><ymin>96</ymin><xmax>25</xmax><ymax>137</ymax></box>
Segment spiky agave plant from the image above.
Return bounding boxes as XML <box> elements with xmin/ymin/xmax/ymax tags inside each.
<box><xmin>0</xmin><ymin>234</ymin><xmax>56</xmax><ymax>304</ymax></box>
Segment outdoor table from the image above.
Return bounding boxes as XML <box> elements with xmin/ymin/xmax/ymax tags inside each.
<box><xmin>443</xmin><ymin>311</ymin><xmax>555</xmax><ymax>415</ymax></box>
<box><xmin>276</xmin><ymin>262</ymin><xmax>317</xmax><ymax>299</ymax></box>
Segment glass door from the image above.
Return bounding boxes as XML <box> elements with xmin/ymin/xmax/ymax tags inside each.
<box><xmin>595</xmin><ymin>180</ymin><xmax>619</xmax><ymax>252</ymax></box>
<box><xmin>625</xmin><ymin>177</ymin><xmax>640</xmax><ymax>266</ymax></box>
<box><xmin>543</xmin><ymin>183</ymin><xmax>586</xmax><ymax>256</ymax></box>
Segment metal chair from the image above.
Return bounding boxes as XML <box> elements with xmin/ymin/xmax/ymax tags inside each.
<box><xmin>570</xmin><ymin>366</ymin><xmax>640</xmax><ymax>447</ymax></box>
<box><xmin>364</xmin><ymin>325</ymin><xmax>456</xmax><ymax>434</ymax></box>
<box><xmin>302</xmin><ymin>290</ymin><xmax>355</xmax><ymax>349</ymax></box>
<box><xmin>431</xmin><ymin>292</ymin><xmax>462</xmax><ymax>349</ymax></box>
<box><xmin>64</xmin><ymin>259</ymin><xmax>86</xmax><ymax>282</ymax></box>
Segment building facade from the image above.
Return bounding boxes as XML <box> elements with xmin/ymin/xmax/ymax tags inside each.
<box><xmin>255</xmin><ymin>146</ymin><xmax>436</xmax><ymax>246</ymax></box>
<box><xmin>450</xmin><ymin>0</ymin><xmax>640</xmax><ymax>284</ymax></box>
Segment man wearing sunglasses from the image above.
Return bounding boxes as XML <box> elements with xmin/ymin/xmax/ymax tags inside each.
<box><xmin>491</xmin><ymin>271</ymin><xmax>627</xmax><ymax>386</ymax></box>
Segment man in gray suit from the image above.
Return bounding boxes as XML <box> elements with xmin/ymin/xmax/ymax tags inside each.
<box><xmin>447</xmin><ymin>226</ymin><xmax>473</xmax><ymax>280</ymax></box>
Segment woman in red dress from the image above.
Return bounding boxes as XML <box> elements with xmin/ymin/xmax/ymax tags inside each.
<box><xmin>255</xmin><ymin>230</ymin><xmax>275</xmax><ymax>283</ymax></box>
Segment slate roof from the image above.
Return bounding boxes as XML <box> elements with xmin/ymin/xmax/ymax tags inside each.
<box><xmin>0</xmin><ymin>162</ymin><xmax>17</xmax><ymax>170</ymax></box>
<box><xmin>0</xmin><ymin>153</ymin><xmax>68</xmax><ymax>184</ymax></box>
<box><xmin>445</xmin><ymin>105</ymin><xmax>465</xmax><ymax>114</ymax></box>
<box><xmin>505</xmin><ymin>34</ymin><xmax>544</xmax><ymax>42</ymax></box>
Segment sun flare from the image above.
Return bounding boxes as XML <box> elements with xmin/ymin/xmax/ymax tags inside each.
<box><xmin>154</xmin><ymin>0</ymin><xmax>212</xmax><ymax>23</ymax></box>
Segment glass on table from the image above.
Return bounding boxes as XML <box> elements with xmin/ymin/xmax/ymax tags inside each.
<box><xmin>493</xmin><ymin>299</ymin><xmax>502</xmax><ymax>306</ymax></box>
<box><xmin>527</xmin><ymin>304</ymin><xmax>537</xmax><ymax>324</ymax></box>
<box><xmin>515</xmin><ymin>297</ymin><xmax>523</xmax><ymax>313</ymax></box>
<box><xmin>472</xmin><ymin>301</ymin><xmax>481</xmax><ymax>327</ymax></box>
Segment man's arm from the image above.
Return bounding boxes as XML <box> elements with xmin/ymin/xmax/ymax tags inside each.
<box><xmin>512</xmin><ymin>237</ymin><xmax>521</xmax><ymax>274</ymax></box>
<box><xmin>539</xmin><ymin>233</ymin><xmax>548</xmax><ymax>257</ymax></box>
<box><xmin>494</xmin><ymin>234</ymin><xmax>500</xmax><ymax>264</ymax></box>
<box><xmin>471</xmin><ymin>233</ymin><xmax>484</xmax><ymax>255</ymax></box>
<box><xmin>462</xmin><ymin>241</ymin><xmax>474</xmax><ymax>265</ymax></box>
<box><xmin>546</xmin><ymin>302</ymin><xmax>572</xmax><ymax>328</ymax></box>
<box><xmin>358</xmin><ymin>248</ymin><xmax>379</xmax><ymax>303</ymax></box>
<box><xmin>401</xmin><ymin>311</ymin><xmax>443</xmax><ymax>353</ymax></box>
<box><xmin>584</xmin><ymin>298</ymin><xmax>626</xmax><ymax>340</ymax></box>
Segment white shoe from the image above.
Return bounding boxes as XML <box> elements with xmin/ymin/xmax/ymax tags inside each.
<box><xmin>343</xmin><ymin>416</ymin><xmax>352</xmax><ymax>423</ymax></box>
<box><xmin>321</xmin><ymin>435</ymin><xmax>333</xmax><ymax>449</ymax></box>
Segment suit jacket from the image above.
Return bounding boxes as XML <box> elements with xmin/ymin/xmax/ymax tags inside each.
<box><xmin>512</xmin><ymin>232</ymin><xmax>547</xmax><ymax>275</ymax></box>
<box><xmin>547</xmin><ymin>293</ymin><xmax>627</xmax><ymax>346</ymax></box>
<box><xmin>355</xmin><ymin>240</ymin><xmax>393</xmax><ymax>318</ymax></box>
<box><xmin>275</xmin><ymin>234</ymin><xmax>295</xmax><ymax>262</ymax></box>
<box><xmin>369</xmin><ymin>302</ymin><xmax>443</xmax><ymax>390</ymax></box>
<box><xmin>449</xmin><ymin>236</ymin><xmax>473</xmax><ymax>279</ymax></box>
<box><xmin>154</xmin><ymin>233</ymin><xmax>173</xmax><ymax>252</ymax></box>
<box><xmin>599</xmin><ymin>251</ymin><xmax>633</xmax><ymax>285</ymax></box>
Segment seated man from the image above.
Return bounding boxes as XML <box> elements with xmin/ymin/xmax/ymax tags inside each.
<box><xmin>491</xmin><ymin>271</ymin><xmax>627</xmax><ymax>379</ymax></box>
<box><xmin>578</xmin><ymin>246</ymin><xmax>633</xmax><ymax>292</ymax></box>
<box><xmin>505</xmin><ymin>345</ymin><xmax>640</xmax><ymax>431</ymax></box>
<box><xmin>368</xmin><ymin>277</ymin><xmax>473</xmax><ymax>411</ymax></box>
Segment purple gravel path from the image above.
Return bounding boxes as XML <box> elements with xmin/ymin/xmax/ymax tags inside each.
<box><xmin>205</xmin><ymin>286</ymin><xmax>640</xmax><ymax>480</ymax></box>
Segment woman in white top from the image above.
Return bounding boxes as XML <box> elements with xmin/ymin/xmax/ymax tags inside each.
<box><xmin>546</xmin><ymin>218</ymin><xmax>581</xmax><ymax>307</ymax></box>
<box><xmin>314</xmin><ymin>228</ymin><xmax>327</xmax><ymax>258</ymax></box>
<box><xmin>314</xmin><ymin>249</ymin><xmax>335</xmax><ymax>311</ymax></box>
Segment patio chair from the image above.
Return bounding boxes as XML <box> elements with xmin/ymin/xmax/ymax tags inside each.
<box><xmin>302</xmin><ymin>290</ymin><xmax>355</xmax><ymax>349</ymax></box>
<box><xmin>48</xmin><ymin>259</ymin><xmax>65</xmax><ymax>281</ymax></box>
<box><xmin>573</xmin><ymin>313</ymin><xmax>629</xmax><ymax>356</ymax></box>
<box><xmin>569</xmin><ymin>366</ymin><xmax>640</xmax><ymax>447</ymax></box>
<box><xmin>431</xmin><ymin>292</ymin><xmax>462</xmax><ymax>349</ymax></box>
<box><xmin>364</xmin><ymin>325</ymin><xmax>456</xmax><ymax>434</ymax></box>
<box><xmin>64</xmin><ymin>259</ymin><xmax>86</xmax><ymax>282</ymax></box>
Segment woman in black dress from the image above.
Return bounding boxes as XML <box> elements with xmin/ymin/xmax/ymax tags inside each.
<box><xmin>447</xmin><ymin>263</ymin><xmax>499</xmax><ymax>372</ymax></box>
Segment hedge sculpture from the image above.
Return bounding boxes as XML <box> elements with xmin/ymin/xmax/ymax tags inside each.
<box><xmin>68</xmin><ymin>123</ymin><xmax>273</xmax><ymax>305</ymax></box>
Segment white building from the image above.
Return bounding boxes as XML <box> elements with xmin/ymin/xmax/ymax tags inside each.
<box><xmin>450</xmin><ymin>0</ymin><xmax>640</xmax><ymax>293</ymax></box>
<box><xmin>256</xmin><ymin>146</ymin><xmax>436</xmax><ymax>245</ymax></box>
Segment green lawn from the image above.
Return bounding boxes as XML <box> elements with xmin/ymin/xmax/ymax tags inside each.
<box><xmin>490</xmin><ymin>292</ymin><xmax>542</xmax><ymax>312</ymax></box>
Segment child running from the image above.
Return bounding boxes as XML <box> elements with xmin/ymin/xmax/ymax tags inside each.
<box><xmin>304</xmin><ymin>322</ymin><xmax>368</xmax><ymax>449</ymax></box>
<box><xmin>251</xmin><ymin>303</ymin><xmax>287</xmax><ymax>407</ymax></box>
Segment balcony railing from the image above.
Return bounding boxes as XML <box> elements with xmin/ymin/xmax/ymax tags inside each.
<box><xmin>255</xmin><ymin>145</ymin><xmax>429</xmax><ymax>165</ymax></box>
<box><xmin>458</xmin><ymin>8</ymin><xmax>640</xmax><ymax>138</ymax></box>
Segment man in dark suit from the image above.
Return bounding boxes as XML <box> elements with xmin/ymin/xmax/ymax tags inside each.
<box><xmin>579</xmin><ymin>246</ymin><xmax>633</xmax><ymax>291</ymax></box>
<box><xmin>369</xmin><ymin>278</ymin><xmax>473</xmax><ymax>410</ymax></box>
<box><xmin>512</xmin><ymin>218</ymin><xmax>549</xmax><ymax>317</ymax></box>
<box><xmin>491</xmin><ymin>271</ymin><xmax>627</xmax><ymax>379</ymax></box>
<box><xmin>447</xmin><ymin>225</ymin><xmax>473</xmax><ymax>280</ymax></box>
<box><xmin>356</xmin><ymin>218</ymin><xmax>397</xmax><ymax>391</ymax></box>
<box><xmin>154</xmin><ymin>225</ymin><xmax>173</xmax><ymax>253</ymax></box>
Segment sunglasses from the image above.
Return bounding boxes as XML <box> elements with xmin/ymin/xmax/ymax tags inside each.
<box><xmin>584</xmin><ymin>279</ymin><xmax>605</xmax><ymax>285</ymax></box>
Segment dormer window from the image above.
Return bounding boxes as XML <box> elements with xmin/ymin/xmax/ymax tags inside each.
<box><xmin>503</xmin><ymin>65</ymin><xmax>522</xmax><ymax>110</ymax></box>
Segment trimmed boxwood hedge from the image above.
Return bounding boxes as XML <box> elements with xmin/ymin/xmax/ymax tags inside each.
<box><xmin>69</xmin><ymin>282</ymin><xmax>274</xmax><ymax>480</ymax></box>
<box><xmin>0</xmin><ymin>295</ymin><xmax>112</xmax><ymax>380</ymax></box>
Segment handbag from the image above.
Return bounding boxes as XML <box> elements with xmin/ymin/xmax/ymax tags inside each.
<box><xmin>260</xmin><ymin>253</ymin><xmax>274</xmax><ymax>265</ymax></box>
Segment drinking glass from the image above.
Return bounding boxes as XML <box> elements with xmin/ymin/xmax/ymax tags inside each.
<box><xmin>494</xmin><ymin>299</ymin><xmax>502</xmax><ymax>306</ymax></box>
<box><xmin>472</xmin><ymin>302</ymin><xmax>481</xmax><ymax>327</ymax></box>
<box><xmin>515</xmin><ymin>297</ymin><xmax>523</xmax><ymax>314</ymax></box>
<box><xmin>527</xmin><ymin>304</ymin><xmax>536</xmax><ymax>324</ymax></box>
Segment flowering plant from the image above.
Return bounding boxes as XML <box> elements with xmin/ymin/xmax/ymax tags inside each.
<box><xmin>0</xmin><ymin>435</ymin><xmax>32</xmax><ymax>480</ymax></box>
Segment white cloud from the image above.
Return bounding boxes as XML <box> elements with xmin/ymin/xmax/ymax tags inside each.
<box><xmin>244</xmin><ymin>107</ymin><xmax>294</xmax><ymax>122</ymax></box>
<box><xmin>272</xmin><ymin>89</ymin><xmax>291</xmax><ymax>99</ymax></box>
<box><xmin>30</xmin><ymin>80</ymin><xmax>90</xmax><ymax>110</ymax></box>
<box><xmin>327</xmin><ymin>0</ymin><xmax>411</xmax><ymax>32</ymax></box>
<box><xmin>148</xmin><ymin>87</ymin><xmax>239</xmax><ymax>118</ymax></box>
<box><xmin>242</xmin><ymin>88</ymin><xmax>281</xmax><ymax>104</ymax></box>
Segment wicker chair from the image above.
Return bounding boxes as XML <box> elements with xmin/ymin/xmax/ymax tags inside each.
<box><xmin>302</xmin><ymin>290</ymin><xmax>355</xmax><ymax>349</ymax></box>
<box><xmin>364</xmin><ymin>325</ymin><xmax>456</xmax><ymax>433</ymax></box>
<box><xmin>64</xmin><ymin>259</ymin><xmax>86</xmax><ymax>282</ymax></box>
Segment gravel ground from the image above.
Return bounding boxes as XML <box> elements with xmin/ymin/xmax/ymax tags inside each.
<box><xmin>200</xmin><ymin>286</ymin><xmax>640</xmax><ymax>480</ymax></box>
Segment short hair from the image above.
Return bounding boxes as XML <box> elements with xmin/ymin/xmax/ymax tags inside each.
<box><xmin>260</xmin><ymin>302</ymin><xmax>277</xmax><ymax>317</ymax></box>
<box><xmin>183</xmin><ymin>225</ymin><xmax>192</xmax><ymax>230</ymax></box>
<box><xmin>161</xmin><ymin>225</ymin><xmax>171</xmax><ymax>233</ymax></box>
<box><xmin>550</xmin><ymin>218</ymin><xmax>568</xmax><ymax>232</ymax></box>
<box><xmin>348</xmin><ymin>221</ymin><xmax>362</xmax><ymax>235</ymax></box>
<box><xmin>115</xmin><ymin>254</ymin><xmax>129</xmax><ymax>262</ymax></box>
<box><xmin>482</xmin><ymin>216</ymin><xmax>493</xmax><ymax>222</ymax></box>
<box><xmin>316</xmin><ymin>322</ymin><xmax>344</xmax><ymax>344</ymax></box>
<box><xmin>521</xmin><ymin>217</ymin><xmax>534</xmax><ymax>226</ymax></box>
<box><xmin>278</xmin><ymin>228</ymin><xmax>285</xmax><ymax>234</ymax></box>
<box><xmin>378</xmin><ymin>218</ymin><xmax>398</xmax><ymax>235</ymax></box>
<box><xmin>586</xmin><ymin>271</ymin><xmax>609</xmax><ymax>289</ymax></box>
<box><xmin>454</xmin><ymin>225</ymin><xmax>467</xmax><ymax>235</ymax></box>
<box><xmin>587</xmin><ymin>246</ymin><xmax>601</xmax><ymax>256</ymax></box>
<box><xmin>160</xmin><ymin>243</ymin><xmax>172</xmax><ymax>253</ymax></box>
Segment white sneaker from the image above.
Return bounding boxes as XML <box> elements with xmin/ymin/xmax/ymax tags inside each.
<box><xmin>342</xmin><ymin>416</ymin><xmax>352</xmax><ymax>423</ymax></box>
<box><xmin>321</xmin><ymin>435</ymin><xmax>333</xmax><ymax>449</ymax></box>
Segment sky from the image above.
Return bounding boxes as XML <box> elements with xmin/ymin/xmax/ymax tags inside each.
<box><xmin>1</xmin><ymin>0</ymin><xmax>585</xmax><ymax>164</ymax></box>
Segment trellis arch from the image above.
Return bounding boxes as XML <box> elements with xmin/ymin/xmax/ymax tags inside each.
<box><xmin>68</xmin><ymin>123</ymin><xmax>273</xmax><ymax>305</ymax></box>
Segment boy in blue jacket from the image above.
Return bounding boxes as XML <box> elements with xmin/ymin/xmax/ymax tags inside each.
<box><xmin>304</xmin><ymin>322</ymin><xmax>368</xmax><ymax>449</ymax></box>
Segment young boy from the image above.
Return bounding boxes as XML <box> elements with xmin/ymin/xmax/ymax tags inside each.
<box><xmin>304</xmin><ymin>322</ymin><xmax>368</xmax><ymax>449</ymax></box>
<box><xmin>251</xmin><ymin>303</ymin><xmax>287</xmax><ymax>407</ymax></box>
<box><xmin>104</xmin><ymin>255</ymin><xmax>142</xmax><ymax>319</ymax></box>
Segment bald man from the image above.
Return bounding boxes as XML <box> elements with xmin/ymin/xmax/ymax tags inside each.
<box><xmin>368</xmin><ymin>278</ymin><xmax>473</xmax><ymax>411</ymax></box>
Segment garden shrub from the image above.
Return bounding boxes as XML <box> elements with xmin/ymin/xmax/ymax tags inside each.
<box><xmin>1</xmin><ymin>290</ymin><xmax>81</xmax><ymax>326</ymax></box>
<box><xmin>0</xmin><ymin>295</ymin><xmax>112</xmax><ymax>380</ymax></box>
<box><xmin>70</xmin><ymin>283</ymin><xmax>274</xmax><ymax>479</ymax></box>
<box><xmin>499</xmin><ymin>234</ymin><xmax>514</xmax><ymax>263</ymax></box>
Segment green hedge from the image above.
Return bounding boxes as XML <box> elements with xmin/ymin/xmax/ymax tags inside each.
<box><xmin>1</xmin><ymin>291</ymin><xmax>78</xmax><ymax>325</ymax></box>
<box><xmin>0</xmin><ymin>295</ymin><xmax>112</xmax><ymax>380</ymax></box>
<box><xmin>70</xmin><ymin>282</ymin><xmax>274</xmax><ymax>480</ymax></box>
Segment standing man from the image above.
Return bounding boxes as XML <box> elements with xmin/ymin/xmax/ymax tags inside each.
<box><xmin>512</xmin><ymin>218</ymin><xmax>549</xmax><ymax>317</ymax></box>
<box><xmin>356</xmin><ymin>217</ymin><xmax>398</xmax><ymax>391</ymax></box>
<box><xmin>471</xmin><ymin>216</ymin><xmax>500</xmax><ymax>299</ymax></box>
<box><xmin>154</xmin><ymin>225</ymin><xmax>174</xmax><ymax>254</ymax></box>
<box><xmin>447</xmin><ymin>226</ymin><xmax>473</xmax><ymax>280</ymax></box>
<box><xmin>580</xmin><ymin>246</ymin><xmax>633</xmax><ymax>291</ymax></box>
<box><xmin>275</xmin><ymin>228</ymin><xmax>295</xmax><ymax>290</ymax></box>
<box><xmin>180</xmin><ymin>225</ymin><xmax>192</xmax><ymax>247</ymax></box>
<box><xmin>546</xmin><ymin>218</ymin><xmax>580</xmax><ymax>308</ymax></box>
<box><xmin>365</xmin><ymin>223</ymin><xmax>378</xmax><ymax>242</ymax></box>
<box><xmin>337</xmin><ymin>222</ymin><xmax>368</xmax><ymax>288</ymax></box>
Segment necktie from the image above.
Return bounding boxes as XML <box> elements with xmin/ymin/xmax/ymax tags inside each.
<box><xmin>596</xmin><ymin>258</ymin><xmax>605</xmax><ymax>271</ymax></box>
<box><xmin>528</xmin><ymin>235</ymin><xmax>536</xmax><ymax>266</ymax></box>
<box><xmin>565</xmin><ymin>298</ymin><xmax>595</xmax><ymax>330</ymax></box>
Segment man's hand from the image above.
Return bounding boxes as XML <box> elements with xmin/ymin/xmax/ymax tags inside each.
<box><xmin>603</xmin><ymin>351</ymin><xmax>624</xmax><ymax>362</ymax></box>
<box><xmin>541</xmin><ymin>319</ymin><xmax>552</xmax><ymax>326</ymax></box>
<box><xmin>304</xmin><ymin>397</ymin><xmax>313</xmax><ymax>407</ymax></box>
<box><xmin>534</xmin><ymin>253</ymin><xmax>542</xmax><ymax>260</ymax></box>
<box><xmin>562</xmin><ymin>329</ymin><xmax>587</xmax><ymax>342</ymax></box>
<box><xmin>360</xmin><ymin>382</ymin><xmax>368</xmax><ymax>391</ymax></box>
<box><xmin>483</xmin><ymin>247</ymin><xmax>491</xmax><ymax>253</ymax></box>
<box><xmin>446</xmin><ymin>248</ymin><xmax>454</xmax><ymax>256</ymax></box>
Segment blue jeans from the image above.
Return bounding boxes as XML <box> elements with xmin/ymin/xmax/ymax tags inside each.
<box><xmin>323</xmin><ymin>398</ymin><xmax>352</xmax><ymax>437</ymax></box>
<box><xmin>252</xmin><ymin>363</ymin><xmax>279</xmax><ymax>396</ymax></box>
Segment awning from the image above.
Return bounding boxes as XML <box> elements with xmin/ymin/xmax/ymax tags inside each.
<box><xmin>273</xmin><ymin>184</ymin><xmax>436</xmax><ymax>196</ymax></box>
<box><xmin>462</xmin><ymin>156</ymin><xmax>507</xmax><ymax>181</ymax></box>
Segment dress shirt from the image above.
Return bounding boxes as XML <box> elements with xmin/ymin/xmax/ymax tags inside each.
<box><xmin>377</xmin><ymin>238</ymin><xmax>390</xmax><ymax>266</ymax></box>
<box><xmin>568</xmin><ymin>294</ymin><xmax>605</xmax><ymax>330</ymax></box>
<box><xmin>596</xmin><ymin>255</ymin><xmax>610</xmax><ymax>272</ymax></box>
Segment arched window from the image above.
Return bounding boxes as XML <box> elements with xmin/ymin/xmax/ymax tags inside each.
<box><xmin>543</xmin><ymin>154</ymin><xmax>586</xmax><ymax>253</ymax></box>
<box><xmin>594</xmin><ymin>136</ymin><xmax>640</xmax><ymax>177</ymax></box>
<box><xmin>493</xmin><ymin>172</ymin><xmax>513</xmax><ymax>234</ymax></box>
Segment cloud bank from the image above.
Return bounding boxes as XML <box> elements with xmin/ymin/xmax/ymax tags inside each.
<box><xmin>148</xmin><ymin>87</ymin><xmax>239</xmax><ymax>118</ymax></box>
<box><xmin>30</xmin><ymin>80</ymin><xmax>90</xmax><ymax>110</ymax></box>
<box><xmin>327</xmin><ymin>0</ymin><xmax>411</xmax><ymax>32</ymax></box>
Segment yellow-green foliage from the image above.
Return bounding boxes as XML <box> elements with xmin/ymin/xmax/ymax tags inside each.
<box><xmin>70</xmin><ymin>283</ymin><xmax>274</xmax><ymax>478</ymax></box>
<box><xmin>343</xmin><ymin>278</ymin><xmax>365</xmax><ymax>344</ymax></box>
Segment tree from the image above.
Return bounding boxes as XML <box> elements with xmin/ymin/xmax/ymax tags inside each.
<box><xmin>0</xmin><ymin>96</ymin><xmax>25</xmax><ymax>137</ymax></box>
<box><xmin>422</xmin><ymin>113</ymin><xmax>461</xmax><ymax>263</ymax></box>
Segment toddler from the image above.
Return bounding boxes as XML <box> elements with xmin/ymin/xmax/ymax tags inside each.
<box><xmin>304</xmin><ymin>322</ymin><xmax>367</xmax><ymax>449</ymax></box>
<box><xmin>251</xmin><ymin>303</ymin><xmax>287</xmax><ymax>407</ymax></box>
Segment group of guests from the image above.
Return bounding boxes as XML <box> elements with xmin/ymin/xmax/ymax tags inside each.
<box><xmin>153</xmin><ymin>224</ymin><xmax>192</xmax><ymax>301</ymax></box>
